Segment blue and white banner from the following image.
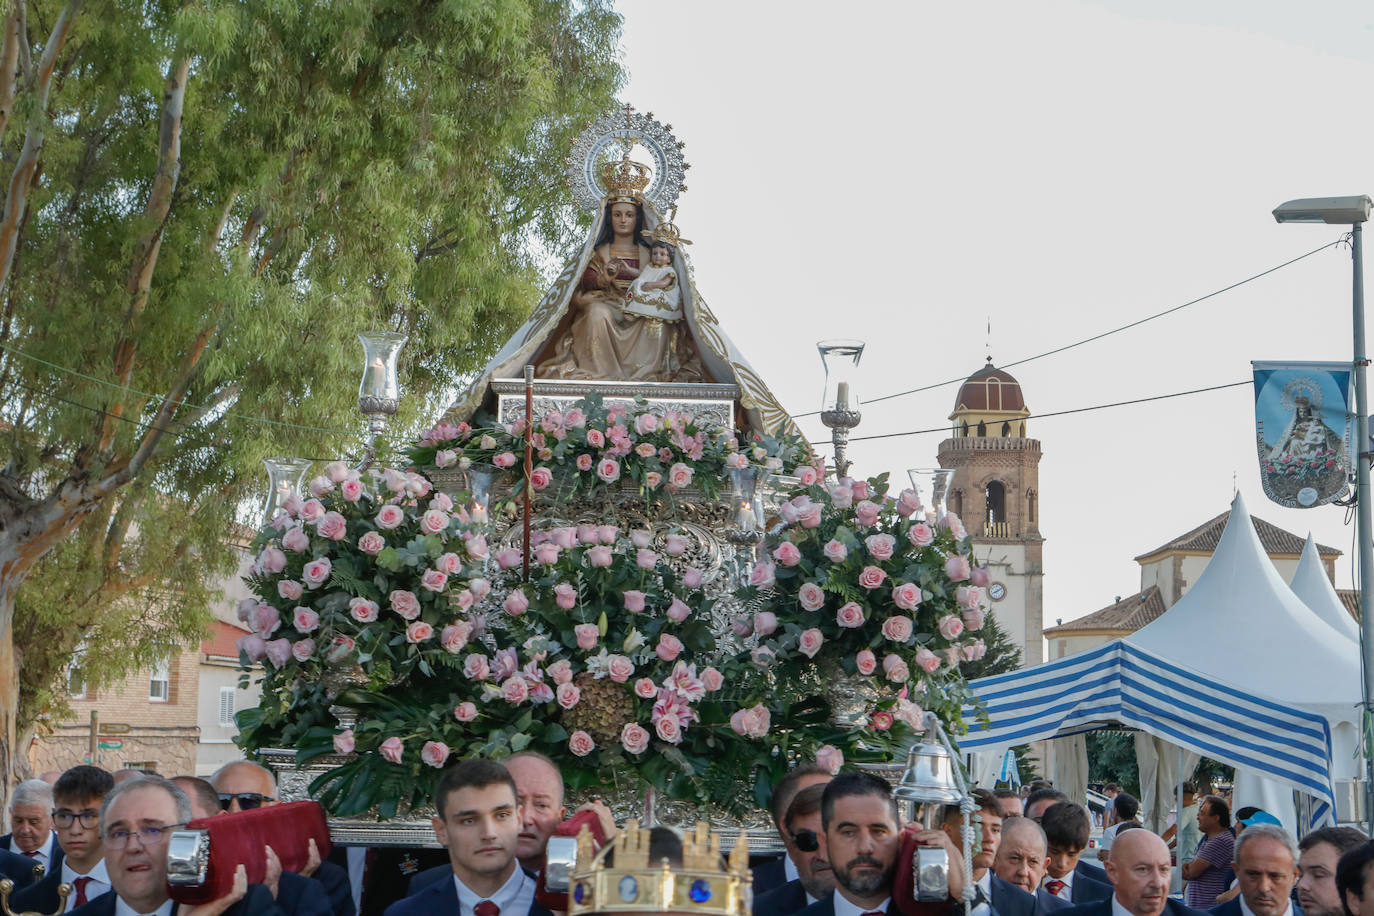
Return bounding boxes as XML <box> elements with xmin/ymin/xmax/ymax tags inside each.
<box><xmin>1253</xmin><ymin>361</ymin><xmax>1353</xmax><ymax>508</ymax></box>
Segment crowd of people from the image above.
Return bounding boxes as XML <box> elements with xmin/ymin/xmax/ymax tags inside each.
<box><xmin>1</xmin><ymin>758</ymin><xmax>1372</xmax><ymax>916</ymax></box>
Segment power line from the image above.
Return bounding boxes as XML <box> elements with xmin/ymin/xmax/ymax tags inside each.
<box><xmin>795</xmin><ymin>238</ymin><xmax>1342</xmax><ymax>418</ymax></box>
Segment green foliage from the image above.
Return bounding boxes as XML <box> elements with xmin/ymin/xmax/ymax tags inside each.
<box><xmin>1086</xmin><ymin>730</ymin><xmax>1141</xmax><ymax>798</ymax></box>
<box><xmin>2</xmin><ymin>0</ymin><xmax>625</xmax><ymax>738</ymax></box>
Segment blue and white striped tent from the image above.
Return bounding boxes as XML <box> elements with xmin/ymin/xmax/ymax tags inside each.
<box><xmin>960</xmin><ymin>639</ymin><xmax>1337</xmax><ymax>827</ymax></box>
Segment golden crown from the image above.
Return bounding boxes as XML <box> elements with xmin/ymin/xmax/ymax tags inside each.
<box><xmin>601</xmin><ymin>154</ymin><xmax>652</xmax><ymax>203</ymax></box>
<box><xmin>567</xmin><ymin>820</ymin><xmax>750</xmax><ymax>916</ymax></box>
<box><xmin>642</xmin><ymin>207</ymin><xmax>692</xmax><ymax>249</ymax></box>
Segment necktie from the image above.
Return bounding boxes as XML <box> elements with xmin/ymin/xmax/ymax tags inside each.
<box><xmin>73</xmin><ymin>877</ymin><xmax>91</xmax><ymax>907</ymax></box>
<box><xmin>22</xmin><ymin>851</ymin><xmax>37</xmax><ymax>858</ymax></box>
<box><xmin>474</xmin><ymin>902</ymin><xmax>501</xmax><ymax>916</ymax></box>
<box><xmin>1046</xmin><ymin>880</ymin><xmax>1067</xmax><ymax>897</ymax></box>
<box><xmin>862</xmin><ymin>912</ymin><xmax>885</xmax><ymax>916</ymax></box>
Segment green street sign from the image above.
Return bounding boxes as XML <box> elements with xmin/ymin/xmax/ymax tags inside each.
<box><xmin>96</xmin><ymin>740</ymin><xmax>123</xmax><ymax>750</ymax></box>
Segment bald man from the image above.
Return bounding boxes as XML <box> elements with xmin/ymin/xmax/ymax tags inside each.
<box><xmin>1057</xmin><ymin>830</ymin><xmax>1207</xmax><ymax>916</ymax></box>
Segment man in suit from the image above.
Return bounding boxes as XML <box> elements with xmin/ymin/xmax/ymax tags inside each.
<box><xmin>65</xmin><ymin>774</ymin><xmax>280</xmax><ymax>916</ymax></box>
<box><xmin>991</xmin><ymin>817</ymin><xmax>1070</xmax><ymax>914</ymax></box>
<box><xmin>1041</xmin><ymin>803</ymin><xmax>1112</xmax><ymax>905</ymax></box>
<box><xmin>1025</xmin><ymin>791</ymin><xmax>1109</xmax><ymax>888</ymax></box>
<box><xmin>0</xmin><ymin>845</ymin><xmax>45</xmax><ymax>890</ymax></box>
<box><xmin>1296</xmin><ymin>827</ymin><xmax>1364</xmax><ymax>916</ymax></box>
<box><xmin>755</xmin><ymin>764</ymin><xmax>834</xmax><ymax>898</ymax></box>
<box><xmin>792</xmin><ymin>771</ymin><xmax>967</xmax><ymax>916</ymax></box>
<box><xmin>1057</xmin><ymin>829</ymin><xmax>1206</xmax><ymax>916</ymax></box>
<box><xmin>212</xmin><ymin>761</ymin><xmax>354</xmax><ymax>916</ymax></box>
<box><xmin>8</xmin><ymin>766</ymin><xmax>114</xmax><ymax>913</ymax></box>
<box><xmin>4</xmin><ymin>778</ymin><xmax>61</xmax><ymax>874</ymax></box>
<box><xmin>754</xmin><ymin>784</ymin><xmax>835</xmax><ymax>916</ymax></box>
<box><xmin>942</xmin><ymin>790</ymin><xmax>1044</xmax><ymax>916</ymax></box>
<box><xmin>384</xmin><ymin>758</ymin><xmax>553</xmax><ymax>916</ymax></box>
<box><xmin>1208</xmin><ymin>824</ymin><xmax>1303</xmax><ymax>916</ymax></box>
<box><xmin>174</xmin><ymin>775</ymin><xmax>333</xmax><ymax>916</ymax></box>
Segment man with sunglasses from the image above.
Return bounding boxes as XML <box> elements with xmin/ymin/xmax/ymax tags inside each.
<box><xmin>8</xmin><ymin>766</ymin><xmax>114</xmax><ymax>913</ymax></box>
<box><xmin>211</xmin><ymin>761</ymin><xmax>354</xmax><ymax>916</ymax></box>
<box><xmin>66</xmin><ymin>775</ymin><xmax>280</xmax><ymax>916</ymax></box>
<box><xmin>755</xmin><ymin>784</ymin><xmax>837</xmax><ymax>916</ymax></box>
<box><xmin>757</xmin><ymin>764</ymin><xmax>834</xmax><ymax>898</ymax></box>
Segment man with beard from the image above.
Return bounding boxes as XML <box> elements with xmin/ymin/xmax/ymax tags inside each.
<box><xmin>792</xmin><ymin>772</ymin><xmax>965</xmax><ymax>916</ymax></box>
<box><xmin>754</xmin><ymin>784</ymin><xmax>836</xmax><ymax>916</ymax></box>
<box><xmin>1296</xmin><ymin>828</ymin><xmax>1364</xmax><ymax>916</ymax></box>
<box><xmin>1057</xmin><ymin>830</ymin><xmax>1205</xmax><ymax>916</ymax></box>
<box><xmin>1207</xmin><ymin>824</ymin><xmax>1303</xmax><ymax>916</ymax></box>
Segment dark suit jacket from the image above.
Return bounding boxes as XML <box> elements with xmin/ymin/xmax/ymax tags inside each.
<box><xmin>1059</xmin><ymin>897</ymin><xmax>1209</xmax><ymax>916</ymax></box>
<box><xmin>793</xmin><ymin>894</ymin><xmax>962</xmax><ymax>916</ymax></box>
<box><xmin>1074</xmin><ymin>861</ymin><xmax>1110</xmax><ymax>887</ymax></box>
<box><xmin>992</xmin><ymin>874</ymin><xmax>1039</xmax><ymax>916</ymax></box>
<box><xmin>0</xmin><ymin>847</ymin><xmax>42</xmax><ymax>890</ymax></box>
<box><xmin>1060</xmin><ymin>872</ymin><xmax>1113</xmax><ymax>904</ymax></box>
<box><xmin>382</xmin><ymin>873</ymin><xmax>554</xmax><ymax>916</ymax></box>
<box><xmin>6</xmin><ymin>869</ymin><xmax>98</xmax><ymax>913</ymax></box>
<box><xmin>753</xmin><ymin>855</ymin><xmax>789</xmax><ymax>898</ymax></box>
<box><xmin>754</xmin><ymin>878</ymin><xmax>808</xmax><ymax>916</ymax></box>
<box><xmin>314</xmin><ymin>859</ymin><xmax>356</xmax><ymax>916</ymax></box>
<box><xmin>1038</xmin><ymin>888</ymin><xmax>1072</xmax><ymax>913</ymax></box>
<box><xmin>66</xmin><ymin>884</ymin><xmax>284</xmax><ymax>916</ymax></box>
<box><xmin>1209</xmin><ymin>897</ymin><xmax>1305</xmax><ymax>916</ymax></box>
<box><xmin>0</xmin><ymin>833</ymin><xmax>64</xmax><ymax>880</ymax></box>
<box><xmin>404</xmin><ymin>863</ymin><xmax>448</xmax><ymax>897</ymax></box>
<box><xmin>279</xmin><ymin>870</ymin><xmax>335</xmax><ymax>916</ymax></box>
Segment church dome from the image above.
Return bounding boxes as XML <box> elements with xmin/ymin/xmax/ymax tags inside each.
<box><xmin>953</xmin><ymin>360</ymin><xmax>1026</xmax><ymax>414</ymax></box>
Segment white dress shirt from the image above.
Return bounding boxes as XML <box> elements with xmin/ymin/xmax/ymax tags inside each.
<box><xmin>454</xmin><ymin>864</ymin><xmax>532</xmax><ymax>916</ymax></box>
<box><xmin>832</xmin><ymin>889</ymin><xmax>891</xmax><ymax>916</ymax></box>
<box><xmin>784</xmin><ymin>855</ymin><xmax>799</xmax><ymax>883</ymax></box>
<box><xmin>14</xmin><ymin>831</ymin><xmax>56</xmax><ymax>871</ymax></box>
<box><xmin>1112</xmin><ymin>894</ymin><xmax>1136</xmax><ymax>916</ymax></box>
<box><xmin>113</xmin><ymin>898</ymin><xmax>174</xmax><ymax>916</ymax></box>
<box><xmin>60</xmin><ymin>857</ymin><xmax>111</xmax><ymax>912</ymax></box>
<box><xmin>1045</xmin><ymin>867</ymin><xmax>1076</xmax><ymax>899</ymax></box>
<box><xmin>970</xmin><ymin>869</ymin><xmax>993</xmax><ymax>916</ymax></box>
<box><xmin>1240</xmin><ymin>893</ymin><xmax>1291</xmax><ymax>916</ymax></box>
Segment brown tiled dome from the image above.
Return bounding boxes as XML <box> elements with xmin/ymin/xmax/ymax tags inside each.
<box><xmin>953</xmin><ymin>360</ymin><xmax>1026</xmax><ymax>413</ymax></box>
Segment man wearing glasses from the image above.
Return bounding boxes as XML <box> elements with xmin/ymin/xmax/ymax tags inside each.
<box><xmin>8</xmin><ymin>766</ymin><xmax>114</xmax><ymax>913</ymax></box>
<box><xmin>210</xmin><ymin>762</ymin><xmax>353</xmax><ymax>916</ymax></box>
<box><xmin>67</xmin><ymin>775</ymin><xmax>279</xmax><ymax>916</ymax></box>
<box><xmin>754</xmin><ymin>784</ymin><xmax>837</xmax><ymax>916</ymax></box>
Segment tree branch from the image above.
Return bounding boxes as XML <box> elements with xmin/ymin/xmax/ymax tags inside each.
<box><xmin>0</xmin><ymin>3</ymin><xmax>24</xmax><ymax>139</ymax></box>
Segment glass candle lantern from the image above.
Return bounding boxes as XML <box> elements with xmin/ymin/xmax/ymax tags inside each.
<box><xmin>357</xmin><ymin>331</ymin><xmax>408</xmax><ymax>414</ymax></box>
<box><xmin>816</xmin><ymin>339</ymin><xmax>865</xmax><ymax>415</ymax></box>
<box><xmin>261</xmin><ymin>457</ymin><xmax>313</xmax><ymax>525</ymax></box>
<box><xmin>907</xmin><ymin>468</ymin><xmax>957</xmax><ymax>521</ymax></box>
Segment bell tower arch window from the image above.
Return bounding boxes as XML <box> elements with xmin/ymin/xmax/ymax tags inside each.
<box><xmin>986</xmin><ymin>480</ymin><xmax>1007</xmax><ymax>525</ymax></box>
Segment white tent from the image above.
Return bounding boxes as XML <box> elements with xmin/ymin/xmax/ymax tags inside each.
<box><xmin>963</xmin><ymin>493</ymin><xmax>1355</xmax><ymax>831</ymax></box>
<box><xmin>1290</xmin><ymin>533</ymin><xmax>1360</xmax><ymax>643</ymax></box>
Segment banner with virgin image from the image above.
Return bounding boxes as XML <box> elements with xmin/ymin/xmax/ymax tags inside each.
<box><xmin>1253</xmin><ymin>360</ymin><xmax>1353</xmax><ymax>508</ymax></box>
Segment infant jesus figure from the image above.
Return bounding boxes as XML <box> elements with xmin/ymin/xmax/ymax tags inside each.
<box><xmin>624</xmin><ymin>239</ymin><xmax>682</xmax><ymax>320</ymax></box>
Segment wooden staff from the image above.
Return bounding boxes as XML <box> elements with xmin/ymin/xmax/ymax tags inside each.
<box><xmin>523</xmin><ymin>365</ymin><xmax>534</xmax><ymax>582</ymax></box>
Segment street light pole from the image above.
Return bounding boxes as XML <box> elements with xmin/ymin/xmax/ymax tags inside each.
<box><xmin>1274</xmin><ymin>195</ymin><xmax>1374</xmax><ymax>832</ymax></box>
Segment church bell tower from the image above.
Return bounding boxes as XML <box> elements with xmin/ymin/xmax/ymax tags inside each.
<box><xmin>937</xmin><ymin>359</ymin><xmax>1045</xmax><ymax>665</ymax></box>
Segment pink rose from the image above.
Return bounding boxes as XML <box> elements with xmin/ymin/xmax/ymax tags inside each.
<box><xmin>587</xmin><ymin>545</ymin><xmax>614</xmax><ymax>568</ymax></box>
<box><xmin>349</xmin><ymin>597</ymin><xmax>379</xmax><ymax>623</ymax></box>
<box><xmin>731</xmin><ymin>616</ymin><xmax>753</xmax><ymax>637</ymax></box>
<box><xmin>441</xmin><ymin>623</ymin><xmax>471</xmax><ymax>653</ymax></box>
<box><xmin>797</xmin><ymin>466</ymin><xmax>819</xmax><ymax>487</ymax></box>
<box><xmin>970</xmin><ymin>565</ymin><xmax>992</xmax><ymax>588</ymax></box>
<box><xmin>333</xmin><ymin>729</ymin><xmax>355</xmax><ymax>754</ymax></box>
<box><xmin>871</xmin><ymin>711</ymin><xmax>894</xmax><ymax>731</ymax></box>
<box><xmin>547</xmin><ymin>660</ymin><xmax>573</xmax><ymax>685</ymax></box>
<box><xmin>597</xmin><ymin>525</ymin><xmax>618</xmax><ymax>544</ymax></box>
<box><xmin>340</xmin><ymin>479</ymin><xmax>364</xmax><ymax>502</ymax></box>
<box><xmin>282</xmin><ymin>527</ymin><xmax>310</xmax><ymax>552</ymax></box>
<box><xmin>299</xmin><ymin>498</ymin><xmax>325</xmax><ymax>522</ymax></box>
<box><xmin>668</xmin><ymin>462</ymin><xmax>695</xmax><ymax>489</ymax></box>
<box><xmin>293</xmin><ymin>607</ymin><xmax>320</xmax><ymax>633</ymax></box>
<box><xmin>529</xmin><ymin>467</ymin><xmax>553</xmax><ymax>491</ymax></box>
<box><xmin>621</xmin><ymin>723</ymin><xmax>651</xmax><ymax>755</ymax></box>
<box><xmin>945</xmin><ymin>555</ymin><xmax>971</xmax><ymax>582</ymax></box>
<box><xmin>264</xmin><ymin>638</ymin><xmax>292</xmax><ymax>667</ymax></box>
<box><xmin>318</xmin><ymin>512</ymin><xmax>348</xmax><ymax>542</ymax></box>
<box><xmin>358</xmin><ymin>531</ymin><xmax>386</xmax><ymax>555</ymax></box>
<box><xmin>823</xmin><ymin>539</ymin><xmax>848</xmax><ymax>563</ymax></box>
<box><xmin>421</xmin><ymin>569</ymin><xmax>449</xmax><ymax>593</ymax></box>
<box><xmin>701</xmin><ymin>667</ymin><xmax>724</xmax><ymax>692</ymax></box>
<box><xmin>962</xmin><ymin>606</ymin><xmax>986</xmax><ymax>631</ymax></box>
<box><xmin>754</xmin><ymin>611</ymin><xmax>779</xmax><ymax>637</ymax></box>
<box><xmin>586</xmin><ymin>428</ymin><xmax>605</xmax><ymax>448</ymax></box>
<box><xmin>772</xmin><ymin>542</ymin><xmax>802</xmax><ymax>567</ymax></box>
<box><xmin>729</xmin><ymin>704</ymin><xmax>771</xmax><ymax>738</ymax></box>
<box><xmin>798</xmin><ymin>628</ymin><xmax>824</xmax><ymax>658</ymax></box>
<box><xmin>501</xmin><ymin>676</ymin><xmax>530</xmax><ymax>704</ymax></box>
<box><xmin>851</xmin><ymin>480</ymin><xmax>870</xmax><ymax>499</ymax></box>
<box><xmin>683</xmin><ymin>567</ymin><xmax>704</xmax><ymax>588</ymax></box>
<box><xmin>836</xmin><ymin>602</ymin><xmax>865</xmax><ymax>628</ymax></box>
<box><xmin>665</xmin><ymin>534</ymin><xmax>689</xmax><ymax>556</ymax></box>
<box><xmin>855</xmin><ymin>649</ymin><xmax>878</xmax><ymax>675</ymax></box>
<box><xmin>379</xmin><ymin>737</ymin><xmax>405</xmax><ymax>764</ymax></box>
<box><xmin>751</xmin><ymin>645</ymin><xmax>776</xmax><ymax>667</ymax></box>
<box><xmin>576</xmin><ymin>454</ymin><xmax>593</xmax><ymax>471</ymax></box>
<box><xmin>421</xmin><ymin>741</ymin><xmax>450</xmax><ymax>768</ymax></box>
<box><xmin>434</xmin><ymin>448</ymin><xmax>458</xmax><ymax>469</ymax></box>
<box><xmin>634</xmin><ymin>412</ymin><xmax>658</xmax><ymax>434</ymax></box>
<box><xmin>555</xmin><ymin>582</ymin><xmax>578</xmax><ymax>610</ymax></box>
<box><xmin>574</xmin><ymin>624</ymin><xmax>600</xmax><ymax>649</ymax></box>
<box><xmin>551</xmin><ymin>527</ymin><xmax>578</xmax><ymax>549</ymax></box>
<box><xmin>655</xmin><ymin>715</ymin><xmax>682</xmax><ymax>744</ymax></box>
<box><xmin>419</xmin><ymin>509</ymin><xmax>448</xmax><ymax>535</ymax></box>
<box><xmin>301</xmin><ymin>558</ymin><xmax>332</xmax><ymax>589</ymax></box>
<box><xmin>907</xmin><ymin>522</ymin><xmax>935</xmax><ymax>548</ymax></box>
<box><xmin>656</xmin><ymin>634</ymin><xmax>684</xmax><ymax>662</ymax></box>
<box><xmin>624</xmin><ymin>590</ymin><xmax>646</xmax><ymax>613</ymax></box>
<box><xmin>829</xmin><ymin>485</ymin><xmax>853</xmax><ymax>509</ymax></box>
<box><xmin>816</xmin><ymin>744</ymin><xmax>844</xmax><ymax>774</ymax></box>
<box><xmin>882</xmin><ymin>615</ymin><xmax>914</xmax><ymax>642</ymax></box>
<box><xmin>564</xmin><ymin>408</ymin><xmax>586</xmax><ymax>428</ymax></box>
<box><xmin>938</xmin><ymin>615</ymin><xmax>965</xmax><ymax>640</ymax></box>
<box><xmin>556</xmin><ymin>682</ymin><xmax>581</xmax><ymax>710</ymax></box>
<box><xmin>915</xmin><ymin>647</ymin><xmax>941</xmax><ymax>673</ymax></box>
<box><xmin>252</xmin><ymin>604</ymin><xmax>281</xmax><ymax>637</ymax></box>
<box><xmin>798</xmin><ymin>582</ymin><xmax>826</xmax><ymax>611</ymax></box>
<box><xmin>636</xmin><ymin>548</ymin><xmax>658</xmax><ymax>569</ymax></box>
<box><xmin>569</xmin><ymin>730</ymin><xmax>596</xmax><ymax>757</ymax></box>
<box><xmin>238</xmin><ymin>633</ymin><xmax>268</xmax><ymax>662</ymax></box>
<box><xmin>258</xmin><ymin>547</ymin><xmax>287</xmax><ymax>574</ymax></box>
<box><xmin>885</xmin><ymin>657</ymin><xmax>912</xmax><ymax>682</ymax></box>
<box><xmin>895</xmin><ymin>489</ymin><xmax>921</xmax><ymax>517</ymax></box>
<box><xmin>390</xmin><ymin>590</ymin><xmax>421</xmax><ymax>620</ymax></box>
<box><xmin>596</xmin><ymin>458</ymin><xmax>621</xmax><ymax>483</ymax></box>
<box><xmin>956</xmin><ymin>585</ymin><xmax>983</xmax><ymax>609</ymax></box>
<box><xmin>291</xmin><ymin>638</ymin><xmax>315</xmax><ymax>662</ymax></box>
<box><xmin>964</xmin><ymin>638</ymin><xmax>987</xmax><ymax>661</ymax></box>
<box><xmin>375</xmin><ymin>505</ymin><xmax>405</xmax><ymax>530</ymax></box>
<box><xmin>666</xmin><ymin>597</ymin><xmax>691</xmax><ymax>622</ymax></box>
<box><xmin>858</xmin><ymin>565</ymin><xmax>887</xmax><ymax>589</ymax></box>
<box><xmin>577</xmin><ymin>525</ymin><xmax>599</xmax><ymax>544</ymax></box>
<box><xmin>798</xmin><ymin>505</ymin><xmax>823</xmax><ymax>528</ymax></box>
<box><xmin>406</xmin><ymin>621</ymin><xmax>434</xmax><ymax>643</ymax></box>
<box><xmin>493</xmin><ymin>451</ymin><xmax>517</xmax><ymax>469</ymax></box>
<box><xmin>309</xmin><ymin>475</ymin><xmax>334</xmax><ymax>497</ymax></box>
<box><xmin>277</xmin><ymin>579</ymin><xmax>303</xmax><ymax>601</ymax></box>
<box><xmin>749</xmin><ymin>560</ymin><xmax>776</xmax><ymax>589</ymax></box>
<box><xmin>454</xmin><ymin>702</ymin><xmax>478</xmax><ymax>722</ymax></box>
<box><xmin>464</xmin><ymin>654</ymin><xmax>490</xmax><ymax>680</ymax></box>
<box><xmin>606</xmin><ymin>655</ymin><xmax>635</xmax><ymax>682</ymax></box>
<box><xmin>891</xmin><ymin>582</ymin><xmax>922</xmax><ymax>611</ymax></box>
<box><xmin>495</xmin><ymin>548</ymin><xmax>522</xmax><ymax>570</ymax></box>
<box><xmin>855</xmin><ymin>500</ymin><xmax>881</xmax><ymax>527</ymax></box>
<box><xmin>634</xmin><ymin>677</ymin><xmax>658</xmax><ymax>698</ymax></box>
<box><xmin>865</xmin><ymin>533</ymin><xmax>896</xmax><ymax>561</ymax></box>
<box><xmin>465</xmin><ymin>535</ymin><xmax>490</xmax><ymax>561</ymax></box>
<box><xmin>634</xmin><ymin>441</ymin><xmax>656</xmax><ymax>459</ymax></box>
<box><xmin>504</xmin><ymin>589</ymin><xmax>529</xmax><ymax>616</ymax></box>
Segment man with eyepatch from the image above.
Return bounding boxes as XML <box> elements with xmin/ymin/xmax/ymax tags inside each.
<box><xmin>8</xmin><ymin>766</ymin><xmax>114</xmax><ymax>913</ymax></box>
<box><xmin>210</xmin><ymin>761</ymin><xmax>354</xmax><ymax>916</ymax></box>
<box><xmin>755</xmin><ymin>784</ymin><xmax>837</xmax><ymax>916</ymax></box>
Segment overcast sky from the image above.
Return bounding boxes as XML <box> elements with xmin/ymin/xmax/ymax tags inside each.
<box><xmin>612</xmin><ymin>0</ymin><xmax>1374</xmax><ymax>626</ymax></box>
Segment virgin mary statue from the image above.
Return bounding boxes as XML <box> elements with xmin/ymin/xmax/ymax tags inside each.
<box><xmin>443</xmin><ymin>152</ymin><xmax>797</xmax><ymax>439</ymax></box>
